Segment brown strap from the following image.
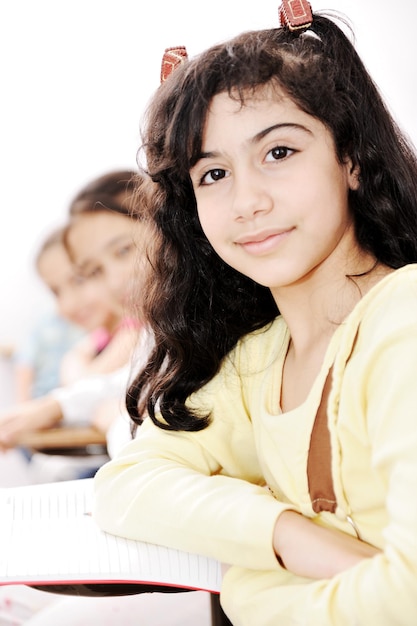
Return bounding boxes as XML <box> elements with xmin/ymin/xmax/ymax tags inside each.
<box><xmin>307</xmin><ymin>366</ymin><xmax>337</xmax><ymax>514</ymax></box>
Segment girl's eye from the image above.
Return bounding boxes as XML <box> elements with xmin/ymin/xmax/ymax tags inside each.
<box><xmin>116</xmin><ymin>244</ymin><xmax>133</xmax><ymax>258</ymax></box>
<box><xmin>200</xmin><ymin>168</ymin><xmax>229</xmax><ymax>186</ymax></box>
<box><xmin>73</xmin><ymin>274</ymin><xmax>86</xmax><ymax>286</ymax></box>
<box><xmin>84</xmin><ymin>266</ymin><xmax>102</xmax><ymax>280</ymax></box>
<box><xmin>265</xmin><ymin>146</ymin><xmax>294</xmax><ymax>162</ymax></box>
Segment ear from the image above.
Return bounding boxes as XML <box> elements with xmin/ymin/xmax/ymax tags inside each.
<box><xmin>346</xmin><ymin>158</ymin><xmax>360</xmax><ymax>191</ymax></box>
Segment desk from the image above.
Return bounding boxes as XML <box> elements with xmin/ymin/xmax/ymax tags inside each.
<box><xmin>16</xmin><ymin>426</ymin><xmax>107</xmax><ymax>451</ymax></box>
<box><xmin>32</xmin><ymin>584</ymin><xmax>232</xmax><ymax>625</ymax></box>
<box><xmin>16</xmin><ymin>426</ymin><xmax>108</xmax><ymax>481</ymax></box>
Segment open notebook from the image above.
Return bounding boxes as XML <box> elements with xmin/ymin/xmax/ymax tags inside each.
<box><xmin>0</xmin><ymin>478</ymin><xmax>222</xmax><ymax>594</ymax></box>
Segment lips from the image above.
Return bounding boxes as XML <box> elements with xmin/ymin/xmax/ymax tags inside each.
<box><xmin>233</xmin><ymin>227</ymin><xmax>294</xmax><ymax>256</ymax></box>
<box><xmin>74</xmin><ymin>309</ymin><xmax>97</xmax><ymax>326</ymax></box>
<box><xmin>234</xmin><ymin>227</ymin><xmax>292</xmax><ymax>245</ymax></box>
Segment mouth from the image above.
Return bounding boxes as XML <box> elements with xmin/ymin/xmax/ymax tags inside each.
<box><xmin>234</xmin><ymin>228</ymin><xmax>294</xmax><ymax>255</ymax></box>
<box><xmin>74</xmin><ymin>307</ymin><xmax>97</xmax><ymax>323</ymax></box>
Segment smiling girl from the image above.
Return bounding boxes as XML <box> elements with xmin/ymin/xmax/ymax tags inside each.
<box><xmin>94</xmin><ymin>5</ymin><xmax>417</xmax><ymax>625</ymax></box>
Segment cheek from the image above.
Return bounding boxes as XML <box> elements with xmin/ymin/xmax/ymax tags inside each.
<box><xmin>86</xmin><ymin>292</ymin><xmax>102</xmax><ymax>307</ymax></box>
<box><xmin>197</xmin><ymin>204</ymin><xmax>222</xmax><ymax>246</ymax></box>
<box><xmin>83</xmin><ymin>284</ymin><xmax>105</xmax><ymax>306</ymax></box>
<box><xmin>119</xmin><ymin>261</ymin><xmax>136</xmax><ymax>286</ymax></box>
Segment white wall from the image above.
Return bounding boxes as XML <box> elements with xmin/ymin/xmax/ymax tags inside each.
<box><xmin>1</xmin><ymin>0</ymin><xmax>416</xmax><ymax>350</ymax></box>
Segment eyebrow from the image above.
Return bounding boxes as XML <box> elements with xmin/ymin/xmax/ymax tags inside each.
<box><xmin>254</xmin><ymin>122</ymin><xmax>312</xmax><ymax>142</ymax></box>
<box><xmin>76</xmin><ymin>234</ymin><xmax>133</xmax><ymax>270</ymax></box>
<box><xmin>103</xmin><ymin>233</ymin><xmax>133</xmax><ymax>250</ymax></box>
<box><xmin>196</xmin><ymin>123</ymin><xmax>312</xmax><ymax>162</ymax></box>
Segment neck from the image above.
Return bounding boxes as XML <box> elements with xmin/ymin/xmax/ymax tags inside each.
<box><xmin>276</xmin><ymin>251</ymin><xmax>392</xmax><ymax>413</ymax></box>
<box><xmin>273</xmin><ymin>253</ymin><xmax>390</xmax><ymax>358</ymax></box>
<box><xmin>105</xmin><ymin>312</ymin><xmax>124</xmax><ymax>335</ymax></box>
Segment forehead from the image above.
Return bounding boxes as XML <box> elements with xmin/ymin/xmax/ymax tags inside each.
<box><xmin>201</xmin><ymin>87</ymin><xmax>309</xmax><ymax>142</ymax></box>
<box><xmin>37</xmin><ymin>243</ymin><xmax>71</xmax><ymax>273</ymax></box>
<box><xmin>67</xmin><ymin>212</ymin><xmax>135</xmax><ymax>270</ymax></box>
<box><xmin>37</xmin><ymin>244</ymin><xmax>75</xmax><ymax>285</ymax></box>
<box><xmin>67</xmin><ymin>211</ymin><xmax>133</xmax><ymax>255</ymax></box>
<box><xmin>69</xmin><ymin>210</ymin><xmax>132</xmax><ymax>235</ymax></box>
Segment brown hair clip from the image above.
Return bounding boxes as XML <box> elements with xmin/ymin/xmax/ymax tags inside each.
<box><xmin>279</xmin><ymin>0</ymin><xmax>313</xmax><ymax>32</ymax></box>
<box><xmin>160</xmin><ymin>46</ymin><xmax>188</xmax><ymax>83</ymax></box>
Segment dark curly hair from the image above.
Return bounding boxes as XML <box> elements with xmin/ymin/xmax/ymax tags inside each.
<box><xmin>127</xmin><ymin>13</ymin><xmax>417</xmax><ymax>432</ymax></box>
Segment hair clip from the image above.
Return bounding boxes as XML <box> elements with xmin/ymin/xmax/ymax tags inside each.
<box><xmin>160</xmin><ymin>46</ymin><xmax>188</xmax><ymax>83</ymax></box>
<box><xmin>279</xmin><ymin>0</ymin><xmax>313</xmax><ymax>32</ymax></box>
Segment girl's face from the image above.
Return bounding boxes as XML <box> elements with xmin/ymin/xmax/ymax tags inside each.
<box><xmin>190</xmin><ymin>88</ymin><xmax>361</xmax><ymax>302</ymax></box>
<box><xmin>66</xmin><ymin>211</ymin><xmax>143</xmax><ymax>318</ymax></box>
<box><xmin>38</xmin><ymin>243</ymin><xmax>118</xmax><ymax>331</ymax></box>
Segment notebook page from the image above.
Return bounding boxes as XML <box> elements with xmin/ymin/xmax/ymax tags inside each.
<box><xmin>0</xmin><ymin>479</ymin><xmax>222</xmax><ymax>592</ymax></box>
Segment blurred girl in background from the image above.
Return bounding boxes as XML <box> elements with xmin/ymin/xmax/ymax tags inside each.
<box><xmin>0</xmin><ymin>170</ymin><xmax>146</xmax><ymax>467</ymax></box>
<box><xmin>14</xmin><ymin>225</ymin><xmax>119</xmax><ymax>401</ymax></box>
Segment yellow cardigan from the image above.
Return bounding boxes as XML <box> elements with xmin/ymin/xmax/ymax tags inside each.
<box><xmin>94</xmin><ymin>264</ymin><xmax>417</xmax><ymax>625</ymax></box>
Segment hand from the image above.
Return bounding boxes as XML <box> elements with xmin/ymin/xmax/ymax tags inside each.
<box><xmin>91</xmin><ymin>398</ymin><xmax>122</xmax><ymax>434</ymax></box>
<box><xmin>0</xmin><ymin>395</ymin><xmax>63</xmax><ymax>451</ymax></box>
<box><xmin>273</xmin><ymin>510</ymin><xmax>380</xmax><ymax>579</ymax></box>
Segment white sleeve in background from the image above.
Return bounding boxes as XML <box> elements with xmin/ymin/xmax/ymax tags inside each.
<box><xmin>50</xmin><ymin>366</ymin><xmax>131</xmax><ymax>426</ymax></box>
<box><xmin>50</xmin><ymin>329</ymin><xmax>153</xmax><ymax>449</ymax></box>
<box><xmin>105</xmin><ymin>330</ymin><xmax>155</xmax><ymax>457</ymax></box>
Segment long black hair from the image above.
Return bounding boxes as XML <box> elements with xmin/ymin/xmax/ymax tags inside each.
<box><xmin>127</xmin><ymin>13</ymin><xmax>417</xmax><ymax>432</ymax></box>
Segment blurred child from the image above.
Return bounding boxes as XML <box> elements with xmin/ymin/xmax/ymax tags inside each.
<box><xmin>0</xmin><ymin>170</ymin><xmax>146</xmax><ymax>473</ymax></box>
<box><xmin>58</xmin><ymin>171</ymin><xmax>144</xmax><ymax>386</ymax></box>
<box><xmin>13</xmin><ymin>226</ymin><xmax>119</xmax><ymax>401</ymax></box>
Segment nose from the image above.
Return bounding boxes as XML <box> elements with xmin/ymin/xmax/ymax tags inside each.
<box><xmin>57</xmin><ymin>291</ymin><xmax>77</xmax><ymax>320</ymax></box>
<box><xmin>106</xmin><ymin>265</ymin><xmax>128</xmax><ymax>304</ymax></box>
<box><xmin>231</xmin><ymin>168</ymin><xmax>273</xmax><ymax>222</ymax></box>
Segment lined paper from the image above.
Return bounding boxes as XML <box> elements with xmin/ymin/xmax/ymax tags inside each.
<box><xmin>0</xmin><ymin>479</ymin><xmax>222</xmax><ymax>592</ymax></box>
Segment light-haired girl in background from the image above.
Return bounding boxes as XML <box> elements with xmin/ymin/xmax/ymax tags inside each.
<box><xmin>13</xmin><ymin>224</ymin><xmax>120</xmax><ymax>402</ymax></box>
<box><xmin>59</xmin><ymin>170</ymin><xmax>144</xmax><ymax>386</ymax></box>
<box><xmin>0</xmin><ymin>170</ymin><xmax>145</xmax><ymax>459</ymax></box>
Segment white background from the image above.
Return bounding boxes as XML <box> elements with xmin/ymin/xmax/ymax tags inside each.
<box><xmin>0</xmin><ymin>0</ymin><xmax>416</xmax><ymax>349</ymax></box>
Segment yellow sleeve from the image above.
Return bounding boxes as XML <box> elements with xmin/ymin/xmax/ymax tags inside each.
<box><xmin>93</xmin><ymin>348</ymin><xmax>290</xmax><ymax>571</ymax></box>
